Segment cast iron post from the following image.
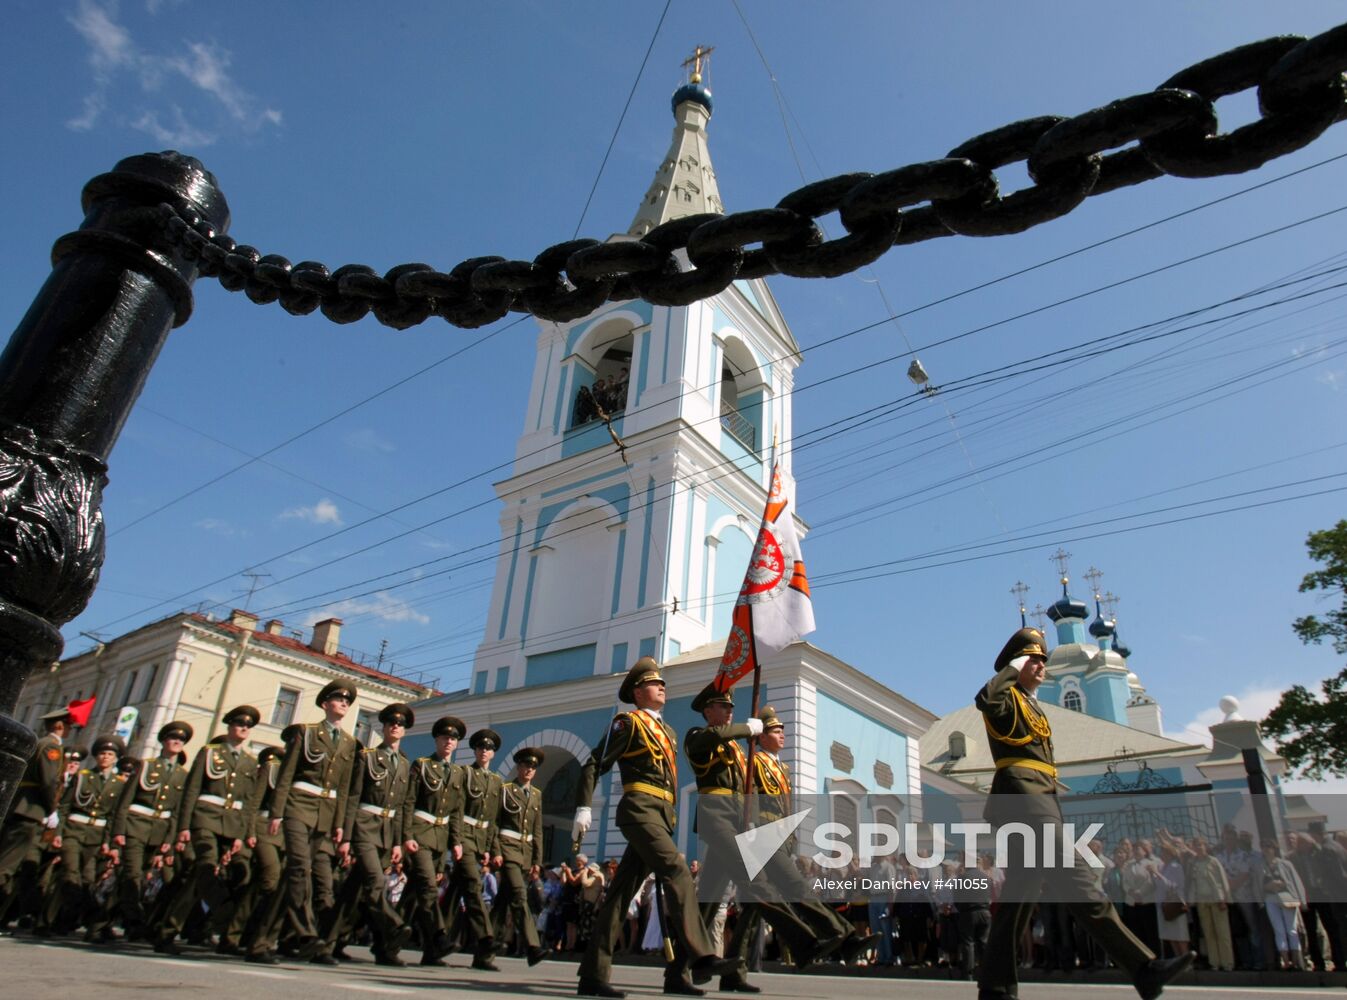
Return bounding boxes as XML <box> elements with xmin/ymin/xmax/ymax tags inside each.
<box><xmin>0</xmin><ymin>151</ymin><xmax>228</xmax><ymax>815</ymax></box>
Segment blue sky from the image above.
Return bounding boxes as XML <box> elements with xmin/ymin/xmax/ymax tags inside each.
<box><xmin>3</xmin><ymin>2</ymin><xmax>1346</xmax><ymax>777</ymax></box>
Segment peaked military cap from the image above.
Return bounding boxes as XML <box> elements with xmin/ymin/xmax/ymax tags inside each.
<box><xmin>619</xmin><ymin>656</ymin><xmax>664</xmax><ymax>704</ymax></box>
<box><xmin>433</xmin><ymin>716</ymin><xmax>466</xmax><ymax>740</ymax></box>
<box><xmin>758</xmin><ymin>706</ymin><xmax>784</xmax><ymax>731</ymax></box>
<box><xmin>993</xmin><ymin>627</ymin><xmax>1049</xmax><ymax>674</ymax></box>
<box><xmin>90</xmin><ymin>734</ymin><xmax>125</xmax><ymax>756</ymax></box>
<box><xmin>316</xmin><ymin>680</ymin><xmax>357</xmax><ymax>707</ymax></box>
<box><xmin>38</xmin><ymin>708</ymin><xmax>72</xmax><ymax>725</ymax></box>
<box><xmin>379</xmin><ymin>703</ymin><xmax>415</xmax><ymax>728</ymax></box>
<box><xmin>223</xmin><ymin>704</ymin><xmax>261</xmax><ymax>727</ymax></box>
<box><xmin>66</xmin><ymin>746</ymin><xmax>87</xmax><ymax>762</ymax></box>
<box><xmin>470</xmin><ymin>728</ymin><xmax>502</xmax><ymax>751</ymax></box>
<box><xmin>691</xmin><ymin>681</ymin><xmax>733</xmax><ymax>714</ymax></box>
<box><xmin>158</xmin><ymin>720</ymin><xmax>193</xmax><ymax>743</ymax></box>
<box><xmin>514</xmin><ymin>747</ymin><xmax>545</xmax><ymax>768</ymax></box>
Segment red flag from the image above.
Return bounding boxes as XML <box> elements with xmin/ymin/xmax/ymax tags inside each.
<box><xmin>66</xmin><ymin>696</ymin><xmax>96</xmax><ymax>727</ymax></box>
<box><xmin>714</xmin><ymin>462</ymin><xmax>815</xmax><ymax>692</ymax></box>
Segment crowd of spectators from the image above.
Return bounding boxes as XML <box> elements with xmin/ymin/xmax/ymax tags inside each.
<box><xmin>573</xmin><ymin>369</ymin><xmax>629</xmax><ymax>427</ymax></box>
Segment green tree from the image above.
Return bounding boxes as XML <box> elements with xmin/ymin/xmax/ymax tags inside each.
<box><xmin>1263</xmin><ymin>520</ymin><xmax>1347</xmax><ymax>779</ymax></box>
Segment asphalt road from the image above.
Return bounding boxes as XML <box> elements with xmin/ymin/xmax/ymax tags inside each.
<box><xmin>4</xmin><ymin>936</ymin><xmax>1345</xmax><ymax>999</ymax></box>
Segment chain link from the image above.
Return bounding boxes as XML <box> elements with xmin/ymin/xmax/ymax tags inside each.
<box><xmin>156</xmin><ymin>24</ymin><xmax>1347</xmax><ymax>331</ymax></box>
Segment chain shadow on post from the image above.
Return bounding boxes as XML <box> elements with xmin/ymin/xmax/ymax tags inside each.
<box><xmin>0</xmin><ymin>151</ymin><xmax>228</xmax><ymax>817</ymax></box>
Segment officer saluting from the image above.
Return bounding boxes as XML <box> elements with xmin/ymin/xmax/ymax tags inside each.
<box><xmin>401</xmin><ymin>715</ymin><xmax>466</xmax><ymax>966</ymax></box>
<box><xmin>486</xmin><ymin>747</ymin><xmax>548</xmax><ymax>968</ymax></box>
<box><xmin>976</xmin><ymin>628</ymin><xmax>1192</xmax><ymax>1000</ymax></box>
<box><xmin>571</xmin><ymin>658</ymin><xmax>735</xmax><ymax>999</ymax></box>
<box><xmin>111</xmin><ymin>720</ymin><xmax>192</xmax><ymax>939</ymax></box>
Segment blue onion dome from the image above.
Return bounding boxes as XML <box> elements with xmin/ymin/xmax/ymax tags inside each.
<box><xmin>1089</xmin><ymin>598</ymin><xmax>1115</xmax><ymax>639</ymax></box>
<box><xmin>1113</xmin><ymin>629</ymin><xmax>1132</xmax><ymax>659</ymax></box>
<box><xmin>1046</xmin><ymin>577</ymin><xmax>1089</xmax><ymax>622</ymax></box>
<box><xmin>672</xmin><ymin>81</ymin><xmax>713</xmax><ymax>116</ymax></box>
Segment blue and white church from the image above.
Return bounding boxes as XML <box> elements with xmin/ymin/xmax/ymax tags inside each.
<box><xmin>404</xmin><ymin>70</ymin><xmax>937</xmax><ymax>863</ymax></box>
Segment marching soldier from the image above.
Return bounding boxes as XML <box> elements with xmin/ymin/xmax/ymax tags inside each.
<box><xmin>265</xmin><ymin>680</ymin><xmax>360</xmax><ymax>961</ymax></box>
<box><xmin>485</xmin><ymin>747</ymin><xmax>548</xmax><ymax>967</ymax></box>
<box><xmin>571</xmin><ymin>658</ymin><xmax>735</xmax><ymax>998</ymax></box>
<box><xmin>110</xmin><ymin>720</ymin><xmax>192</xmax><ymax>940</ymax></box>
<box><xmin>739</xmin><ymin>706</ymin><xmax>872</xmax><ymax>967</ymax></box>
<box><xmin>401</xmin><ymin>715</ymin><xmax>466</xmax><ymax>966</ymax></box>
<box><xmin>237</xmin><ymin>735</ymin><xmax>293</xmax><ymax>961</ymax></box>
<box><xmin>0</xmin><ymin>708</ymin><xmax>70</xmax><ymax>927</ymax></box>
<box><xmin>448</xmin><ymin>727</ymin><xmax>504</xmax><ymax>969</ymax></box>
<box><xmin>684</xmin><ymin>685</ymin><xmax>837</xmax><ymax>992</ymax></box>
<box><xmin>316</xmin><ymin>702</ymin><xmax>415</xmax><ymax>965</ymax></box>
<box><xmin>154</xmin><ymin>706</ymin><xmax>261</xmax><ymax>953</ymax></box>
<box><xmin>976</xmin><ymin>628</ymin><xmax>1191</xmax><ymax>1000</ymax></box>
<box><xmin>38</xmin><ymin>733</ymin><xmax>127</xmax><ymax>938</ymax></box>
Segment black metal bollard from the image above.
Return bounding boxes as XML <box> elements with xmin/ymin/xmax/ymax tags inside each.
<box><xmin>0</xmin><ymin>151</ymin><xmax>228</xmax><ymax>816</ymax></box>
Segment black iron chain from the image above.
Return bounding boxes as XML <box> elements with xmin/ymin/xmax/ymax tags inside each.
<box><xmin>156</xmin><ymin>24</ymin><xmax>1347</xmax><ymax>331</ymax></box>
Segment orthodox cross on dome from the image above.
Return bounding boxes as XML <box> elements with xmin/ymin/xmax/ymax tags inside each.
<box><xmin>682</xmin><ymin>44</ymin><xmax>714</xmax><ymax>83</ymax></box>
<box><xmin>1010</xmin><ymin>580</ymin><xmax>1030</xmax><ymax>627</ymax></box>
<box><xmin>1030</xmin><ymin>603</ymin><xmax>1049</xmax><ymax>634</ymax></box>
<box><xmin>1083</xmin><ymin>565</ymin><xmax>1104</xmax><ymax>600</ymax></box>
<box><xmin>1101</xmin><ymin>591</ymin><xmax>1121</xmax><ymax>620</ymax></box>
<box><xmin>1049</xmin><ymin>547</ymin><xmax>1072</xmax><ymax>592</ymax></box>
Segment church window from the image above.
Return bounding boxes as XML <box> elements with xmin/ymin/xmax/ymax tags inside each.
<box><xmin>1063</xmin><ymin>690</ymin><xmax>1083</xmax><ymax>712</ymax></box>
<box><xmin>570</xmin><ymin>331</ymin><xmax>633</xmax><ymax>429</ymax></box>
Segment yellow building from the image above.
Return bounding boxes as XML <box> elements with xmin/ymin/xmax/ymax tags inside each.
<box><xmin>14</xmin><ymin>609</ymin><xmax>438</xmax><ymax>758</ymax></box>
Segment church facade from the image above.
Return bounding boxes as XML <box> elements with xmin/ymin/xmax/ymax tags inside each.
<box><xmin>403</xmin><ymin>73</ymin><xmax>936</xmax><ymax>864</ymax></box>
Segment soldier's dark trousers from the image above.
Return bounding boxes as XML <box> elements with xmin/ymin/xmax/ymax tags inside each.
<box><xmin>115</xmin><ymin>836</ymin><xmax>160</xmax><ymax>934</ymax></box>
<box><xmin>158</xmin><ymin>832</ymin><xmax>233</xmax><ymax>941</ymax></box>
<box><xmin>979</xmin><ymin>827</ymin><xmax>1154</xmax><ymax>995</ymax></box>
<box><xmin>235</xmin><ymin>837</ymin><xmax>283</xmax><ymax>951</ymax></box>
<box><xmin>488</xmin><ymin>861</ymin><xmax>540</xmax><ymax>956</ymax></box>
<box><xmin>41</xmin><ymin>833</ymin><xmax>102</xmax><ymax>932</ymax></box>
<box><xmin>281</xmin><ymin>816</ymin><xmax>336</xmax><ymax>941</ymax></box>
<box><xmin>579</xmin><ymin>799</ymin><xmax>715</xmax><ymax>984</ymax></box>
<box><xmin>406</xmin><ymin>844</ymin><xmax>448</xmax><ymax>949</ymax></box>
<box><xmin>321</xmin><ymin>840</ymin><xmax>402</xmax><ymax>952</ymax></box>
<box><xmin>447</xmin><ymin>850</ymin><xmax>494</xmax><ymax>951</ymax></box>
<box><xmin>0</xmin><ymin>818</ymin><xmax>44</xmax><ymax>923</ymax></box>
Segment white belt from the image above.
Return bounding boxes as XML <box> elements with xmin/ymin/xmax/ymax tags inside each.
<box><xmin>414</xmin><ymin>809</ymin><xmax>451</xmax><ymax>826</ymax></box>
<box><xmin>360</xmin><ymin>803</ymin><xmax>397</xmax><ymax>819</ymax></box>
<box><xmin>128</xmin><ymin>803</ymin><xmax>172</xmax><ymax>819</ymax></box>
<box><xmin>198</xmin><ymin>794</ymin><xmax>243</xmax><ymax>810</ymax></box>
<box><xmin>68</xmin><ymin>814</ymin><xmax>107</xmax><ymax>827</ymax></box>
<box><xmin>293</xmin><ymin>781</ymin><xmax>338</xmax><ymax>799</ymax></box>
<box><xmin>463</xmin><ymin>814</ymin><xmax>487</xmax><ymax>828</ymax></box>
<box><xmin>499</xmin><ymin>828</ymin><xmax>532</xmax><ymax>842</ymax></box>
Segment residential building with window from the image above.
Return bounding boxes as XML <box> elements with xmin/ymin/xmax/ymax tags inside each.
<box><xmin>15</xmin><ymin>609</ymin><xmax>438</xmax><ymax>759</ymax></box>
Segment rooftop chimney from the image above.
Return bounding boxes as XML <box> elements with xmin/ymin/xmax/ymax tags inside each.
<box><xmin>229</xmin><ymin>608</ymin><xmax>259</xmax><ymax>630</ymax></box>
<box><xmin>265</xmin><ymin>619</ymin><xmax>284</xmax><ymax>635</ymax></box>
<box><xmin>310</xmin><ymin>618</ymin><xmax>342</xmax><ymax>657</ymax></box>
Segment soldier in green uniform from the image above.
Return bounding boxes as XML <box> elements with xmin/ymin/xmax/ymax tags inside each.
<box><xmin>976</xmin><ymin>628</ymin><xmax>1192</xmax><ymax>1000</ymax></box>
<box><xmin>236</xmin><ymin>733</ymin><xmax>294</xmax><ymax>961</ymax></box>
<box><xmin>740</xmin><ymin>706</ymin><xmax>867</xmax><ymax>967</ymax></box>
<box><xmin>317</xmin><ymin>703</ymin><xmax>415</xmax><ymax>965</ymax></box>
<box><xmin>110</xmin><ymin>720</ymin><xmax>192</xmax><ymax>940</ymax></box>
<box><xmin>448</xmin><ymin>727</ymin><xmax>504</xmax><ymax>969</ymax></box>
<box><xmin>154</xmin><ymin>705</ymin><xmax>261</xmax><ymax>953</ymax></box>
<box><xmin>684</xmin><ymin>685</ymin><xmax>847</xmax><ymax>992</ymax></box>
<box><xmin>571</xmin><ymin>658</ymin><xmax>735</xmax><ymax>999</ymax></box>
<box><xmin>485</xmin><ymin>747</ymin><xmax>547</xmax><ymax>967</ymax></box>
<box><xmin>0</xmin><ymin>708</ymin><xmax>70</xmax><ymax>928</ymax></box>
<box><xmin>401</xmin><ymin>715</ymin><xmax>466</xmax><ymax>966</ymax></box>
<box><xmin>38</xmin><ymin>733</ymin><xmax>127</xmax><ymax>937</ymax></box>
<box><xmin>266</xmin><ymin>680</ymin><xmax>360</xmax><ymax>961</ymax></box>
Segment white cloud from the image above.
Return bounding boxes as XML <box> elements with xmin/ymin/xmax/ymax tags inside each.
<box><xmin>1317</xmin><ymin>369</ymin><xmax>1345</xmax><ymax>392</ymax></box>
<box><xmin>1164</xmin><ymin>685</ymin><xmax>1287</xmax><ymax>748</ymax></box>
<box><xmin>308</xmin><ymin>593</ymin><xmax>431</xmax><ymax>626</ymax></box>
<box><xmin>195</xmin><ymin>516</ymin><xmax>248</xmax><ymax>537</ymax></box>
<box><xmin>65</xmin><ymin>0</ymin><xmax>282</xmax><ymax>139</ymax></box>
<box><xmin>344</xmin><ymin>428</ymin><xmax>397</xmax><ymax>455</ymax></box>
<box><xmin>280</xmin><ymin>498</ymin><xmax>343</xmax><ymax>526</ymax></box>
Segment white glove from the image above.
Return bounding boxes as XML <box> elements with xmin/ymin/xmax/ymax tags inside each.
<box><xmin>44</xmin><ymin>811</ymin><xmax>60</xmax><ymax>830</ymax></box>
<box><xmin>572</xmin><ymin>806</ymin><xmax>592</xmax><ymax>842</ymax></box>
<box><xmin>745</xmin><ymin>718</ymin><xmax>764</xmax><ymax>737</ymax></box>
